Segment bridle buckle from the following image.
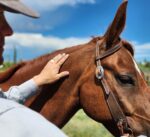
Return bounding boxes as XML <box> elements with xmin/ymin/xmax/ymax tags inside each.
<box><xmin>95</xmin><ymin>65</ymin><xmax>104</xmax><ymax>80</ymax></box>
<box><xmin>117</xmin><ymin>118</ymin><xmax>133</xmax><ymax>136</ymax></box>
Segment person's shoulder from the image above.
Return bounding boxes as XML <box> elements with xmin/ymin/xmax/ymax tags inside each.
<box><xmin>0</xmin><ymin>98</ymin><xmax>24</xmax><ymax>114</ymax></box>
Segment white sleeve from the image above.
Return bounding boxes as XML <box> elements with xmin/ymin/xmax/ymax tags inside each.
<box><xmin>0</xmin><ymin>79</ymin><xmax>39</xmax><ymax>103</ymax></box>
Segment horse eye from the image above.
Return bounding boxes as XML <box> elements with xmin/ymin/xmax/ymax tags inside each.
<box><xmin>117</xmin><ymin>75</ymin><xmax>135</xmax><ymax>86</ymax></box>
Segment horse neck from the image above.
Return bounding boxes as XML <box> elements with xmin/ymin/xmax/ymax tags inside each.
<box><xmin>0</xmin><ymin>43</ymin><xmax>89</xmax><ymax>89</ymax></box>
<box><xmin>1</xmin><ymin>41</ymin><xmax>96</xmax><ymax>127</ymax></box>
<box><xmin>26</xmin><ymin>44</ymin><xmax>95</xmax><ymax>127</ymax></box>
<box><xmin>37</xmin><ymin>43</ymin><xmax>96</xmax><ymax>127</ymax></box>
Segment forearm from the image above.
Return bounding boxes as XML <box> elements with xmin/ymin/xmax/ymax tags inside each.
<box><xmin>33</xmin><ymin>75</ymin><xmax>46</xmax><ymax>87</ymax></box>
<box><xmin>1</xmin><ymin>79</ymin><xmax>39</xmax><ymax>103</ymax></box>
<box><xmin>0</xmin><ymin>53</ymin><xmax>69</xmax><ymax>104</ymax></box>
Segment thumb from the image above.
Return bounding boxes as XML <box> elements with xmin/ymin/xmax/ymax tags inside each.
<box><xmin>57</xmin><ymin>71</ymin><xmax>69</xmax><ymax>79</ymax></box>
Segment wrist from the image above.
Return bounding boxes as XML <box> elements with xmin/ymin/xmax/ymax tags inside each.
<box><xmin>33</xmin><ymin>75</ymin><xmax>44</xmax><ymax>87</ymax></box>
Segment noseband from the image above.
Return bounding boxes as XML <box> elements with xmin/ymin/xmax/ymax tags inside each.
<box><xmin>95</xmin><ymin>40</ymin><xmax>134</xmax><ymax>136</ymax></box>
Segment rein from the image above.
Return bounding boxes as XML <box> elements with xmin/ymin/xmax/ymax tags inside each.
<box><xmin>95</xmin><ymin>40</ymin><xmax>134</xmax><ymax>136</ymax></box>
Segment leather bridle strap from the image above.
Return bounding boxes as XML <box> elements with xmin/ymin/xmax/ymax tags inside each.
<box><xmin>95</xmin><ymin>41</ymin><xmax>134</xmax><ymax>136</ymax></box>
<box><xmin>96</xmin><ymin>43</ymin><xmax>122</xmax><ymax>61</ymax></box>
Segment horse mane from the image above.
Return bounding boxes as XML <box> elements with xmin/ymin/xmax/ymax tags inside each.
<box><xmin>0</xmin><ymin>38</ymin><xmax>95</xmax><ymax>83</ymax></box>
<box><xmin>30</xmin><ymin>43</ymin><xmax>88</xmax><ymax>64</ymax></box>
<box><xmin>0</xmin><ymin>37</ymin><xmax>134</xmax><ymax>83</ymax></box>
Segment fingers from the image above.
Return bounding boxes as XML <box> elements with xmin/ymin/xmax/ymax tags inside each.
<box><xmin>50</xmin><ymin>53</ymin><xmax>68</xmax><ymax>64</ymax></box>
<box><xmin>49</xmin><ymin>53</ymin><xmax>69</xmax><ymax>80</ymax></box>
<box><xmin>121</xmin><ymin>134</ymin><xmax>129</xmax><ymax>137</ymax></box>
<box><xmin>57</xmin><ymin>54</ymin><xmax>69</xmax><ymax>66</ymax></box>
<box><xmin>53</xmin><ymin>54</ymin><xmax>63</xmax><ymax>63</ymax></box>
<box><xmin>57</xmin><ymin>71</ymin><xmax>69</xmax><ymax>79</ymax></box>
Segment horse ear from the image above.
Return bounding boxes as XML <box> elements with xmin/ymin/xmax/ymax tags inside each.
<box><xmin>104</xmin><ymin>0</ymin><xmax>128</xmax><ymax>48</ymax></box>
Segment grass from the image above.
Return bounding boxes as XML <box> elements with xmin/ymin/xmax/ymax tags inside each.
<box><xmin>138</xmin><ymin>64</ymin><xmax>150</xmax><ymax>85</ymax></box>
<box><xmin>0</xmin><ymin>62</ymin><xmax>15</xmax><ymax>72</ymax></box>
<box><xmin>138</xmin><ymin>64</ymin><xmax>150</xmax><ymax>72</ymax></box>
<box><xmin>63</xmin><ymin>110</ymin><xmax>113</xmax><ymax>137</ymax></box>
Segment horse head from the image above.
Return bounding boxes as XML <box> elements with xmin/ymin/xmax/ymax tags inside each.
<box><xmin>0</xmin><ymin>0</ymin><xmax>149</xmax><ymax>136</ymax></box>
<box><xmin>79</xmin><ymin>0</ymin><xmax>150</xmax><ymax>136</ymax></box>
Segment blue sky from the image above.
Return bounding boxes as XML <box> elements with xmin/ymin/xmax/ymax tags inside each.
<box><xmin>4</xmin><ymin>0</ymin><xmax>150</xmax><ymax>62</ymax></box>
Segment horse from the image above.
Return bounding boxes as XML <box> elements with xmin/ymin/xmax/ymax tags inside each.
<box><xmin>0</xmin><ymin>0</ymin><xmax>150</xmax><ymax>136</ymax></box>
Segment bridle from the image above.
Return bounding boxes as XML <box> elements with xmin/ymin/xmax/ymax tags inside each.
<box><xmin>95</xmin><ymin>40</ymin><xmax>134</xmax><ymax>136</ymax></box>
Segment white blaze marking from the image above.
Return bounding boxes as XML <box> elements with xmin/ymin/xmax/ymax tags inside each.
<box><xmin>132</xmin><ymin>58</ymin><xmax>142</xmax><ymax>76</ymax></box>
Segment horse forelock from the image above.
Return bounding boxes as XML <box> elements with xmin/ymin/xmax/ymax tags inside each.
<box><xmin>121</xmin><ymin>40</ymin><xmax>134</xmax><ymax>56</ymax></box>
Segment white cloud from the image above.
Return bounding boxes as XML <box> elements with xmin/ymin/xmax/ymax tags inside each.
<box><xmin>135</xmin><ymin>43</ymin><xmax>150</xmax><ymax>50</ymax></box>
<box><xmin>5</xmin><ymin>0</ymin><xmax>96</xmax><ymax>32</ymax></box>
<box><xmin>5</xmin><ymin>35</ymin><xmax>150</xmax><ymax>61</ymax></box>
<box><xmin>130</xmin><ymin>41</ymin><xmax>150</xmax><ymax>61</ymax></box>
<box><xmin>131</xmin><ymin>41</ymin><xmax>150</xmax><ymax>53</ymax></box>
<box><xmin>23</xmin><ymin>0</ymin><xmax>96</xmax><ymax>11</ymax></box>
<box><xmin>5</xmin><ymin>33</ymin><xmax>90</xmax><ymax>50</ymax></box>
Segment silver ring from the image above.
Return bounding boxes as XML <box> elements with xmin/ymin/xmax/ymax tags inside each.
<box><xmin>50</xmin><ymin>59</ymin><xmax>55</xmax><ymax>63</ymax></box>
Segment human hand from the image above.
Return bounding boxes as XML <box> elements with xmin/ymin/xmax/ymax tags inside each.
<box><xmin>121</xmin><ymin>134</ymin><xmax>129</xmax><ymax>137</ymax></box>
<box><xmin>33</xmin><ymin>53</ymin><xmax>69</xmax><ymax>86</ymax></box>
